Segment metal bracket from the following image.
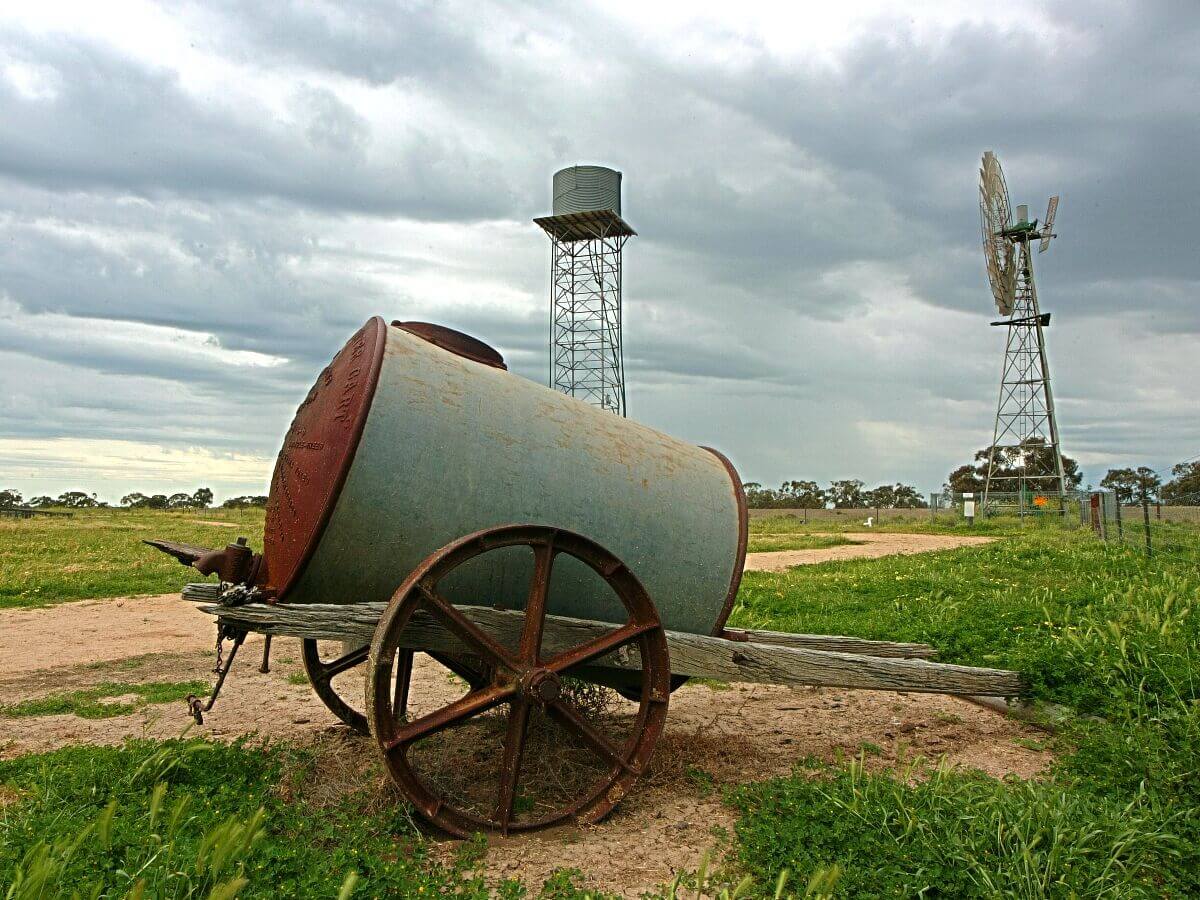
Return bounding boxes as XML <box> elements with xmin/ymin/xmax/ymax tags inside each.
<box><xmin>185</xmin><ymin>623</ymin><xmax>247</xmax><ymax>725</ymax></box>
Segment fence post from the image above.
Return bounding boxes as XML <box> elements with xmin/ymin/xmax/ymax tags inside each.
<box><xmin>1156</xmin><ymin>502</ymin><xmax>1161</xmax><ymax>521</ymax></box>
<box><xmin>1142</xmin><ymin>498</ymin><xmax>1152</xmax><ymax>558</ymax></box>
<box><xmin>1089</xmin><ymin>493</ymin><xmax>1101</xmax><ymax>535</ymax></box>
<box><xmin>930</xmin><ymin>493</ymin><xmax>936</xmax><ymax>525</ymax></box>
<box><xmin>1114</xmin><ymin>496</ymin><xmax>1123</xmax><ymax>540</ymax></box>
<box><xmin>1098</xmin><ymin>494</ymin><xmax>1108</xmax><ymax>542</ymax></box>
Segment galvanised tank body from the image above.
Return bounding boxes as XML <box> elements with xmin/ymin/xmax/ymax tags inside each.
<box><xmin>259</xmin><ymin>317</ymin><xmax>747</xmax><ymax>637</ymax></box>
<box><xmin>552</xmin><ymin>165</ymin><xmax>622</xmax><ymax>216</ymax></box>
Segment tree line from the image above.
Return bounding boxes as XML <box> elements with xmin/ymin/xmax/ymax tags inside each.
<box><xmin>1099</xmin><ymin>460</ymin><xmax>1200</xmax><ymax>505</ymax></box>
<box><xmin>0</xmin><ymin>488</ymin><xmax>268</xmax><ymax>510</ymax></box>
<box><xmin>943</xmin><ymin>439</ymin><xmax>1200</xmax><ymax>505</ymax></box>
<box><xmin>742</xmin><ymin>480</ymin><xmax>927</xmax><ymax>509</ymax></box>
<box><xmin>7</xmin><ymin>453</ymin><xmax>1200</xmax><ymax>513</ymax></box>
<box><xmin>944</xmin><ymin>438</ymin><xmax>1084</xmax><ymax>494</ymax></box>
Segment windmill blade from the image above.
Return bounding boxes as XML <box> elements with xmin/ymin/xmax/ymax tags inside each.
<box><xmin>980</xmin><ymin>151</ymin><xmax>1016</xmax><ymax>312</ymax></box>
<box><xmin>1039</xmin><ymin>195</ymin><xmax>1059</xmax><ymax>253</ymax></box>
<box><xmin>1044</xmin><ymin>195</ymin><xmax>1059</xmax><ymax>230</ymax></box>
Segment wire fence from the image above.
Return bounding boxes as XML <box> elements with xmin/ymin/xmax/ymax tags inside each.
<box><xmin>931</xmin><ymin>490</ymin><xmax>1092</xmax><ymax>525</ymax></box>
<box><xmin>1085</xmin><ymin>486</ymin><xmax>1200</xmax><ymax>566</ymax></box>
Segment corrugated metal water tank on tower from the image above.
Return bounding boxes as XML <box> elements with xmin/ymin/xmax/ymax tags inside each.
<box><xmin>552</xmin><ymin>165</ymin><xmax>622</xmax><ymax>215</ymax></box>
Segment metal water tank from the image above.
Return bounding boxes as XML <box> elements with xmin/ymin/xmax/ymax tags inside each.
<box><xmin>258</xmin><ymin>318</ymin><xmax>746</xmax><ymax>637</ymax></box>
<box><xmin>552</xmin><ymin>165</ymin><xmax>622</xmax><ymax>216</ymax></box>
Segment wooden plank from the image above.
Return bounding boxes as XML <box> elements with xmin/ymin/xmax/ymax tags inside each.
<box><xmin>182</xmin><ymin>586</ymin><xmax>934</xmax><ymax>658</ymax></box>
<box><xmin>200</xmin><ymin>602</ymin><xmax>1024</xmax><ymax>697</ymax></box>
<box><xmin>182</xmin><ymin>583</ymin><xmax>222</xmax><ymax>602</ymax></box>
<box><xmin>720</xmin><ymin>628</ymin><xmax>935</xmax><ymax>659</ymax></box>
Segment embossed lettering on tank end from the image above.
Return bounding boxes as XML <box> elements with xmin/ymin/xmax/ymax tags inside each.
<box><xmin>260</xmin><ymin>317</ymin><xmax>387</xmax><ymax>599</ymax></box>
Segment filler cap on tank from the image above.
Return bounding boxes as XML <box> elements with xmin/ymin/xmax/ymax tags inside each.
<box><xmin>392</xmin><ymin>321</ymin><xmax>507</xmax><ymax>370</ymax></box>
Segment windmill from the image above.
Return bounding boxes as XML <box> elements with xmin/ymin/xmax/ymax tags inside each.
<box><xmin>978</xmin><ymin>151</ymin><xmax>1066</xmax><ymax>511</ymax></box>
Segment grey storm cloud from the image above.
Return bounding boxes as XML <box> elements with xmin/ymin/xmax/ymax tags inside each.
<box><xmin>0</xmin><ymin>0</ymin><xmax>1198</xmax><ymax>503</ymax></box>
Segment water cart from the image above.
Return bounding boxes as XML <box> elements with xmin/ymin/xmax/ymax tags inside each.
<box><xmin>151</xmin><ymin>318</ymin><xmax>1024</xmax><ymax>836</ymax></box>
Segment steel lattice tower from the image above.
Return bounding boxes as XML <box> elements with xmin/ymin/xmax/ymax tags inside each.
<box><xmin>535</xmin><ymin>166</ymin><xmax>635</xmax><ymax>416</ymax></box>
<box><xmin>983</xmin><ymin>235</ymin><xmax>1067</xmax><ymax>507</ymax></box>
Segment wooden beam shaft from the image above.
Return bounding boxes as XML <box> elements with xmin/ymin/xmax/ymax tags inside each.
<box><xmin>199</xmin><ymin>601</ymin><xmax>1023</xmax><ymax>697</ymax></box>
<box><xmin>184</xmin><ymin>586</ymin><xmax>934</xmax><ymax>658</ymax></box>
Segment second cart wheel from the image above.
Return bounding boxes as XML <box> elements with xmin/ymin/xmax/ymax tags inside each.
<box><xmin>366</xmin><ymin>524</ymin><xmax>671</xmax><ymax>837</ymax></box>
<box><xmin>301</xmin><ymin>639</ymin><xmax>374</xmax><ymax>734</ymax></box>
<box><xmin>302</xmin><ymin>639</ymin><xmax>486</xmax><ymax>735</ymax></box>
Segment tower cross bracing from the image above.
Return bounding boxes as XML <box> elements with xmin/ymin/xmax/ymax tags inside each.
<box><xmin>535</xmin><ymin>203</ymin><xmax>635</xmax><ymax>416</ymax></box>
<box><xmin>983</xmin><ymin>237</ymin><xmax>1067</xmax><ymax>505</ymax></box>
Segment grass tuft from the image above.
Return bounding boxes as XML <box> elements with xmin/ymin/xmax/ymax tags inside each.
<box><xmin>1</xmin><ymin>681</ymin><xmax>210</xmax><ymax>719</ymax></box>
<box><xmin>746</xmin><ymin>534</ymin><xmax>859</xmax><ymax>554</ymax></box>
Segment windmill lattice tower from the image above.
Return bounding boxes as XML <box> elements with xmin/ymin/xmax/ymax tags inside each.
<box><xmin>535</xmin><ymin>165</ymin><xmax>635</xmax><ymax>416</ymax></box>
<box><xmin>978</xmin><ymin>151</ymin><xmax>1066</xmax><ymax>510</ymax></box>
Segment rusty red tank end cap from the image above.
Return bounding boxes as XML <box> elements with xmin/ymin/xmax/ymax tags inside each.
<box><xmin>261</xmin><ymin>316</ymin><xmax>388</xmax><ymax>599</ymax></box>
<box><xmin>392</xmin><ymin>320</ymin><xmax>507</xmax><ymax>370</ymax></box>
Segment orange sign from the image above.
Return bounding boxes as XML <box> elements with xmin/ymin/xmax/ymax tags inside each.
<box><xmin>1033</xmin><ymin>495</ymin><xmax>1049</xmax><ymax>507</ymax></box>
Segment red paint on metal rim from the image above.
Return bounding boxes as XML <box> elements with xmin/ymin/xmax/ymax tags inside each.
<box><xmin>700</xmin><ymin>446</ymin><xmax>748</xmax><ymax>636</ymax></box>
<box><xmin>260</xmin><ymin>317</ymin><xmax>387</xmax><ymax>599</ymax></box>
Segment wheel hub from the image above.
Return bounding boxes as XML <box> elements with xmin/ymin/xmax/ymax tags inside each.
<box><xmin>520</xmin><ymin>667</ymin><xmax>562</xmax><ymax>704</ymax></box>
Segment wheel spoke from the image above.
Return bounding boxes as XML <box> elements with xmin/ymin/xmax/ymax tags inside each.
<box><xmin>519</xmin><ymin>540</ymin><xmax>556</xmax><ymax>664</ymax></box>
<box><xmin>419</xmin><ymin>584</ymin><xmax>519</xmax><ymax>670</ymax></box>
<box><xmin>548</xmin><ymin>697</ymin><xmax>639</xmax><ymax>775</ymax></box>
<box><xmin>392</xmin><ymin>649</ymin><xmax>414</xmax><ymax>721</ymax></box>
<box><xmin>383</xmin><ymin>682</ymin><xmax>513</xmax><ymax>751</ymax></box>
<box><xmin>494</xmin><ymin>698</ymin><xmax>532</xmax><ymax>831</ymax></box>
<box><xmin>320</xmin><ymin>644</ymin><xmax>369</xmax><ymax>680</ymax></box>
<box><xmin>544</xmin><ymin>620</ymin><xmax>657</xmax><ymax>675</ymax></box>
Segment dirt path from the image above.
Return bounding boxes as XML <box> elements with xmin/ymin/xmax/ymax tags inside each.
<box><xmin>744</xmin><ymin>531</ymin><xmax>994</xmax><ymax>572</ymax></box>
<box><xmin>0</xmin><ymin>533</ymin><xmax>1046</xmax><ymax>897</ymax></box>
<box><xmin>0</xmin><ymin>595</ymin><xmax>216</xmax><ymax>678</ymax></box>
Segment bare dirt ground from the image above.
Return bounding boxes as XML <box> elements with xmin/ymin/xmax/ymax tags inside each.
<box><xmin>0</xmin><ymin>534</ymin><xmax>1045</xmax><ymax>897</ymax></box>
<box><xmin>744</xmin><ymin>531</ymin><xmax>994</xmax><ymax>572</ymax></box>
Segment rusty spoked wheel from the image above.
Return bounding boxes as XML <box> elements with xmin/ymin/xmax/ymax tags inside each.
<box><xmin>303</xmin><ymin>640</ymin><xmax>486</xmax><ymax>735</ymax></box>
<box><xmin>366</xmin><ymin>524</ymin><xmax>671</xmax><ymax>836</ymax></box>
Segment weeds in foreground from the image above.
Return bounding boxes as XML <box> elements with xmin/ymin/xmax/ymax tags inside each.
<box><xmin>0</xmin><ymin>738</ymin><xmax>520</xmax><ymax>897</ymax></box>
<box><xmin>734</xmin><ymin>754</ymin><xmax>1182</xmax><ymax>898</ymax></box>
<box><xmin>7</xmin><ymin>787</ymin><xmax>266</xmax><ymax>900</ymax></box>
<box><xmin>660</xmin><ymin>849</ymin><xmax>838</xmax><ymax>899</ymax></box>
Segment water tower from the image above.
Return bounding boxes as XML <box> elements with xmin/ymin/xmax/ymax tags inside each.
<box><xmin>534</xmin><ymin>165</ymin><xmax>636</xmax><ymax>415</ymax></box>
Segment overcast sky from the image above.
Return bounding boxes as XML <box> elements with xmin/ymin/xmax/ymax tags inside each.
<box><xmin>1</xmin><ymin>0</ymin><xmax>1198</xmax><ymax>503</ymax></box>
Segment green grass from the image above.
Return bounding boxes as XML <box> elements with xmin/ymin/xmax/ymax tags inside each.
<box><xmin>0</xmin><ymin>507</ymin><xmax>265</xmax><ymax>607</ymax></box>
<box><xmin>732</xmin><ymin>757</ymin><xmax>1182</xmax><ymax>898</ymax></box>
<box><xmin>0</xmin><ymin>739</ymin><xmax>527</xmax><ymax>898</ymax></box>
<box><xmin>725</xmin><ymin>524</ymin><xmax>1200</xmax><ymax>896</ymax></box>
<box><xmin>746</xmin><ymin>534</ymin><xmax>859</xmax><ymax>554</ymax></box>
<box><xmin>1</xmin><ymin>681</ymin><xmax>209</xmax><ymax>720</ymax></box>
